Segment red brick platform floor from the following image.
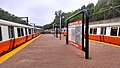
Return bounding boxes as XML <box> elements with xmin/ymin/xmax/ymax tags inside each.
<box><xmin>0</xmin><ymin>34</ymin><xmax>120</xmax><ymax>68</ymax></box>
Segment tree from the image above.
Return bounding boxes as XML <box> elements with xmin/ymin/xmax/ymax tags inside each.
<box><xmin>43</xmin><ymin>0</ymin><xmax>120</xmax><ymax>29</ymax></box>
<box><xmin>0</xmin><ymin>8</ymin><xmax>28</xmax><ymax>25</ymax></box>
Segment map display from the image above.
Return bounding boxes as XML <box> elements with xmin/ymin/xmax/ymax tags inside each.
<box><xmin>68</xmin><ymin>20</ymin><xmax>82</xmax><ymax>46</ymax></box>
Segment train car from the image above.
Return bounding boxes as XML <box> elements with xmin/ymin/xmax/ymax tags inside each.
<box><xmin>89</xmin><ymin>22</ymin><xmax>120</xmax><ymax>45</ymax></box>
<box><xmin>61</xmin><ymin>20</ymin><xmax>120</xmax><ymax>46</ymax></box>
<box><xmin>0</xmin><ymin>19</ymin><xmax>41</xmax><ymax>56</ymax></box>
<box><xmin>61</xmin><ymin>28</ymin><xmax>66</xmax><ymax>36</ymax></box>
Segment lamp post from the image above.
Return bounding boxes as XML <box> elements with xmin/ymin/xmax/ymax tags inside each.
<box><xmin>59</xmin><ymin>15</ymin><xmax>65</xmax><ymax>40</ymax></box>
<box><xmin>55</xmin><ymin>24</ymin><xmax>58</xmax><ymax>38</ymax></box>
<box><xmin>60</xmin><ymin>15</ymin><xmax>62</xmax><ymax>40</ymax></box>
<box><xmin>55</xmin><ymin>10</ymin><xmax>65</xmax><ymax>39</ymax></box>
<box><xmin>53</xmin><ymin>23</ymin><xmax>55</xmax><ymax>35</ymax></box>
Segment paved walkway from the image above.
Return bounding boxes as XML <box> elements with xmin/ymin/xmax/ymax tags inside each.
<box><xmin>0</xmin><ymin>34</ymin><xmax>120</xmax><ymax>68</ymax></box>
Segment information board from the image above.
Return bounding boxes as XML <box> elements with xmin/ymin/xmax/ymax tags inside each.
<box><xmin>66</xmin><ymin>9</ymin><xmax>89</xmax><ymax>59</ymax></box>
<box><xmin>68</xmin><ymin>20</ymin><xmax>83</xmax><ymax>49</ymax></box>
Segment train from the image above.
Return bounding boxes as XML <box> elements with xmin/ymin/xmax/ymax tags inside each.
<box><xmin>61</xmin><ymin>28</ymin><xmax>67</xmax><ymax>36</ymax></box>
<box><xmin>61</xmin><ymin>20</ymin><xmax>120</xmax><ymax>46</ymax></box>
<box><xmin>0</xmin><ymin>19</ymin><xmax>42</xmax><ymax>56</ymax></box>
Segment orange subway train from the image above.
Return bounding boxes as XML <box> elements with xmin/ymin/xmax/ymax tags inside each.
<box><xmin>61</xmin><ymin>20</ymin><xmax>120</xmax><ymax>46</ymax></box>
<box><xmin>0</xmin><ymin>19</ymin><xmax>42</xmax><ymax>56</ymax></box>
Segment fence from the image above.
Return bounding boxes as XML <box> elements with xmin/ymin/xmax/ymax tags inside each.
<box><xmin>90</xmin><ymin>5</ymin><xmax>120</xmax><ymax>22</ymax></box>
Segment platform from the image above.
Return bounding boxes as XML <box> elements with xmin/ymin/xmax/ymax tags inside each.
<box><xmin>0</xmin><ymin>34</ymin><xmax>120</xmax><ymax>68</ymax></box>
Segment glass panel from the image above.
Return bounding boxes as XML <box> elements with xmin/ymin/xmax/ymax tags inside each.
<box><xmin>29</xmin><ymin>29</ymin><xmax>31</xmax><ymax>34</ymax></box>
<box><xmin>104</xmin><ymin>28</ymin><xmax>106</xmax><ymax>35</ymax></box>
<box><xmin>25</xmin><ymin>28</ymin><xmax>27</xmax><ymax>35</ymax></box>
<box><xmin>90</xmin><ymin>28</ymin><xmax>93</xmax><ymax>34</ymax></box>
<box><xmin>11</xmin><ymin>27</ymin><xmax>14</xmax><ymax>38</ymax></box>
<box><xmin>32</xmin><ymin>28</ymin><xmax>33</xmax><ymax>34</ymax></box>
<box><xmin>8</xmin><ymin>26</ymin><xmax>14</xmax><ymax>38</ymax></box>
<box><xmin>0</xmin><ymin>27</ymin><xmax>2</xmax><ymax>41</ymax></box>
<box><xmin>21</xmin><ymin>28</ymin><xmax>24</xmax><ymax>36</ymax></box>
<box><xmin>119</xmin><ymin>28</ymin><xmax>120</xmax><ymax>36</ymax></box>
<box><xmin>17</xmin><ymin>28</ymin><xmax>21</xmax><ymax>37</ymax></box>
<box><xmin>110</xmin><ymin>27</ymin><xmax>118</xmax><ymax>36</ymax></box>
<box><xmin>93</xmin><ymin>28</ymin><xmax>97</xmax><ymax>34</ymax></box>
<box><xmin>101</xmin><ymin>27</ymin><xmax>106</xmax><ymax>35</ymax></box>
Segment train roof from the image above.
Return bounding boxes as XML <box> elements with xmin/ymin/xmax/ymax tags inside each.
<box><xmin>89</xmin><ymin>17</ymin><xmax>120</xmax><ymax>28</ymax></box>
<box><xmin>0</xmin><ymin>19</ymin><xmax>41</xmax><ymax>29</ymax></box>
<box><xmin>0</xmin><ymin>19</ymin><xmax>33</xmax><ymax>28</ymax></box>
<box><xmin>89</xmin><ymin>22</ymin><xmax>120</xmax><ymax>28</ymax></box>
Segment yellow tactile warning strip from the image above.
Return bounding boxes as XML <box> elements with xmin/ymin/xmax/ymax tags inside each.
<box><xmin>90</xmin><ymin>40</ymin><xmax>120</xmax><ymax>48</ymax></box>
<box><xmin>0</xmin><ymin>34</ymin><xmax>43</xmax><ymax>64</ymax></box>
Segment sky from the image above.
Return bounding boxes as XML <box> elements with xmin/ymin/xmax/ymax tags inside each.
<box><xmin>0</xmin><ymin>0</ymin><xmax>98</xmax><ymax>26</ymax></box>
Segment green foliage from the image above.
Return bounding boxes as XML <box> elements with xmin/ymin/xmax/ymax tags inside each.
<box><xmin>43</xmin><ymin>0</ymin><xmax>120</xmax><ymax>29</ymax></box>
<box><xmin>35</xmin><ymin>26</ymin><xmax>43</xmax><ymax>28</ymax></box>
<box><xmin>0</xmin><ymin>8</ymin><xmax>27</xmax><ymax>25</ymax></box>
<box><xmin>43</xmin><ymin>10</ymin><xmax>67</xmax><ymax>30</ymax></box>
<box><xmin>43</xmin><ymin>23</ymin><xmax>52</xmax><ymax>29</ymax></box>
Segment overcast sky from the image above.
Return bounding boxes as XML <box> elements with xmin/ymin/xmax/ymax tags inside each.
<box><xmin>0</xmin><ymin>0</ymin><xmax>98</xmax><ymax>26</ymax></box>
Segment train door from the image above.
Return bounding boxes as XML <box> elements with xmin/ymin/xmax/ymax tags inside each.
<box><xmin>31</xmin><ymin>28</ymin><xmax>34</xmax><ymax>38</ymax></box>
<box><xmin>100</xmin><ymin>27</ymin><xmax>106</xmax><ymax>42</ymax></box>
<box><xmin>25</xmin><ymin>28</ymin><xmax>28</xmax><ymax>42</ymax></box>
<box><xmin>0</xmin><ymin>27</ymin><xmax>2</xmax><ymax>41</ymax></box>
<box><xmin>8</xmin><ymin>26</ymin><xmax>15</xmax><ymax>50</ymax></box>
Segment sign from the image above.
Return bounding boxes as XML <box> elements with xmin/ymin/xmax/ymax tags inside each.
<box><xmin>66</xmin><ymin>9</ymin><xmax>89</xmax><ymax>59</ymax></box>
<box><xmin>68</xmin><ymin>20</ymin><xmax>83</xmax><ymax>50</ymax></box>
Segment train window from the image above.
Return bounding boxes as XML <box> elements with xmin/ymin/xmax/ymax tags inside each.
<box><xmin>110</xmin><ymin>27</ymin><xmax>118</xmax><ymax>36</ymax></box>
<box><xmin>101</xmin><ymin>27</ymin><xmax>106</xmax><ymax>35</ymax></box>
<box><xmin>11</xmin><ymin>27</ymin><xmax>14</xmax><ymax>38</ymax></box>
<box><xmin>31</xmin><ymin>28</ymin><xmax>33</xmax><ymax>34</ymax></box>
<box><xmin>118</xmin><ymin>28</ymin><xmax>120</xmax><ymax>36</ymax></box>
<box><xmin>90</xmin><ymin>28</ymin><xmax>93</xmax><ymax>34</ymax></box>
<box><xmin>25</xmin><ymin>28</ymin><xmax>27</xmax><ymax>35</ymax></box>
<box><xmin>21</xmin><ymin>28</ymin><xmax>24</xmax><ymax>36</ymax></box>
<box><xmin>35</xmin><ymin>29</ymin><xmax>37</xmax><ymax>33</ymax></box>
<box><xmin>17</xmin><ymin>28</ymin><xmax>21</xmax><ymax>37</ymax></box>
<box><xmin>0</xmin><ymin>27</ymin><xmax>2</xmax><ymax>41</ymax></box>
<box><xmin>34</xmin><ymin>29</ymin><xmax>36</xmax><ymax>33</ymax></box>
<box><xmin>29</xmin><ymin>29</ymin><xmax>31</xmax><ymax>34</ymax></box>
<box><xmin>8</xmin><ymin>26</ymin><xmax>14</xmax><ymax>38</ymax></box>
<box><xmin>34</xmin><ymin>29</ymin><xmax>35</xmax><ymax>33</ymax></box>
<box><xmin>93</xmin><ymin>28</ymin><xmax>97</xmax><ymax>34</ymax></box>
<box><xmin>84</xmin><ymin>28</ymin><xmax>86</xmax><ymax>34</ymax></box>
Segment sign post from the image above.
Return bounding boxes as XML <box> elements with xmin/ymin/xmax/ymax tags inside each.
<box><xmin>55</xmin><ymin>25</ymin><xmax>58</xmax><ymax>38</ymax></box>
<box><xmin>66</xmin><ymin>9</ymin><xmax>89</xmax><ymax>59</ymax></box>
